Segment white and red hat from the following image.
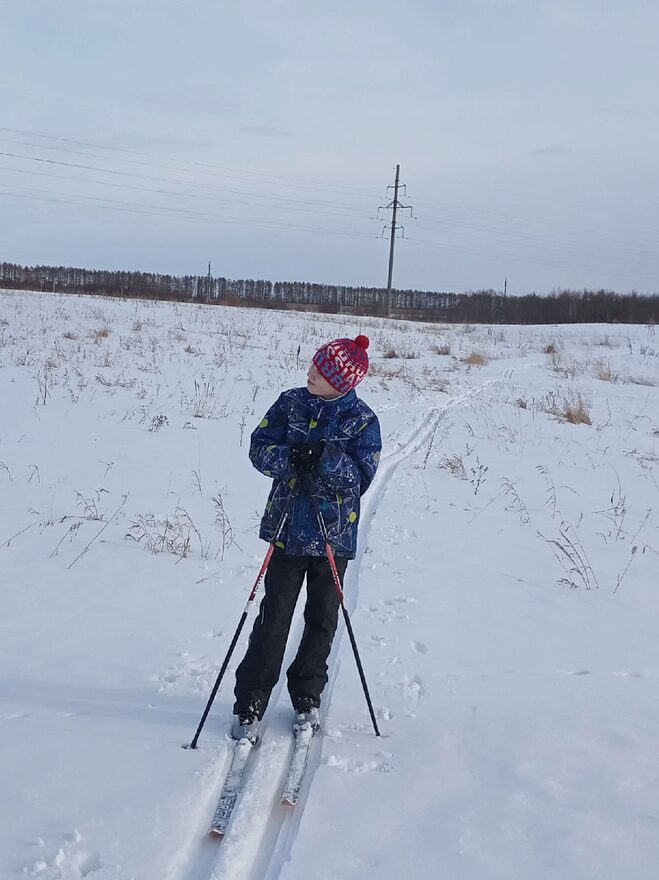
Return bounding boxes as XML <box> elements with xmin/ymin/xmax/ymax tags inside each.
<box><xmin>312</xmin><ymin>335</ymin><xmax>370</xmax><ymax>394</ymax></box>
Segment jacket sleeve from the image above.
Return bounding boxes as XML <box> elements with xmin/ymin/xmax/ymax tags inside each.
<box><xmin>316</xmin><ymin>414</ymin><xmax>382</xmax><ymax>496</ymax></box>
<box><xmin>249</xmin><ymin>394</ymin><xmax>293</xmax><ymax>480</ymax></box>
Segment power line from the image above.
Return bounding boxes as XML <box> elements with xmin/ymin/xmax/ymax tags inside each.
<box><xmin>5</xmin><ymin>145</ymin><xmax>652</xmax><ymax>268</ymax></box>
<box><xmin>1</xmin><ymin>123</ymin><xmax>656</xmax><ymax>288</ymax></box>
<box><xmin>0</xmin><ymin>183</ymin><xmax>377</xmax><ymax>239</ymax></box>
<box><xmin>0</xmin><ymin>163</ymin><xmax>372</xmax><ymax>222</ymax></box>
<box><xmin>415</xmin><ymin>203</ymin><xmax>659</xmax><ymax>251</ymax></box>
<box><xmin>0</xmin><ymin>127</ymin><xmax>382</xmax><ymax>201</ymax></box>
<box><xmin>0</xmin><ymin>147</ymin><xmax>371</xmax><ymax>216</ymax></box>
<box><xmin>405</xmin><ymin>235</ymin><xmax>659</xmax><ymax>287</ymax></box>
<box><xmin>377</xmin><ymin>164</ymin><xmax>413</xmax><ymax>316</ymax></box>
<box><xmin>412</xmin><ymin>214</ymin><xmax>658</xmax><ymax>265</ymax></box>
<box><xmin>3</xmin><ymin>126</ymin><xmax>657</xmax><ymax>254</ymax></box>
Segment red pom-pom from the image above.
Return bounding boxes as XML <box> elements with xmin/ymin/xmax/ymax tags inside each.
<box><xmin>354</xmin><ymin>334</ymin><xmax>369</xmax><ymax>350</ymax></box>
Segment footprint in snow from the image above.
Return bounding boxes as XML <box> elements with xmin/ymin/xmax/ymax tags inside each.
<box><xmin>27</xmin><ymin>830</ymin><xmax>103</xmax><ymax>878</ymax></box>
<box><xmin>412</xmin><ymin>640</ymin><xmax>428</xmax><ymax>655</ymax></box>
<box><xmin>401</xmin><ymin>673</ymin><xmax>427</xmax><ymax>705</ymax></box>
<box><xmin>369</xmin><ymin>634</ymin><xmax>390</xmax><ymax>648</ymax></box>
<box><xmin>202</xmin><ymin>628</ymin><xmax>225</xmax><ymax>640</ymax></box>
<box><xmin>364</xmin><ymin>598</ymin><xmax>411</xmax><ymax>624</ymax></box>
<box><xmin>325</xmin><ymin>753</ymin><xmax>394</xmax><ymax>774</ymax></box>
<box><xmin>153</xmin><ymin>655</ymin><xmax>218</xmax><ymax>695</ymax></box>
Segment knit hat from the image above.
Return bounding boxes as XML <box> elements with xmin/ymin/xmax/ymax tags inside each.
<box><xmin>312</xmin><ymin>335</ymin><xmax>370</xmax><ymax>394</ymax></box>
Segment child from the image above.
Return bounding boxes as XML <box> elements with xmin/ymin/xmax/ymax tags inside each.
<box><xmin>232</xmin><ymin>334</ymin><xmax>381</xmax><ymax>741</ymax></box>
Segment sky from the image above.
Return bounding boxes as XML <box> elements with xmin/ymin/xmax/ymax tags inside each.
<box><xmin>1</xmin><ymin>0</ymin><xmax>658</xmax><ymax>295</ymax></box>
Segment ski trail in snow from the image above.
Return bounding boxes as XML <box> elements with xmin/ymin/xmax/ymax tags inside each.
<box><xmin>180</xmin><ymin>374</ymin><xmax>510</xmax><ymax>880</ymax></box>
<box><xmin>255</xmin><ymin>377</ymin><xmax>506</xmax><ymax>880</ymax></box>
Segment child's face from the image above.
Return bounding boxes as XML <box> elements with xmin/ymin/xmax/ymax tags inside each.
<box><xmin>307</xmin><ymin>364</ymin><xmax>343</xmax><ymax>399</ymax></box>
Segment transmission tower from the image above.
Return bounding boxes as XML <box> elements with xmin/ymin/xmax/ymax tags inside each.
<box><xmin>377</xmin><ymin>164</ymin><xmax>413</xmax><ymax>317</ymax></box>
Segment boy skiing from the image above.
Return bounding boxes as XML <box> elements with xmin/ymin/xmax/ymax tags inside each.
<box><xmin>232</xmin><ymin>334</ymin><xmax>381</xmax><ymax>742</ymax></box>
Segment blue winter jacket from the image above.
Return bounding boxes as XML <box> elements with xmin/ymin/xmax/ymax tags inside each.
<box><xmin>250</xmin><ymin>387</ymin><xmax>381</xmax><ymax>558</ymax></box>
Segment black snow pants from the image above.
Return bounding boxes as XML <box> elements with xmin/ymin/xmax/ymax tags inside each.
<box><xmin>233</xmin><ymin>548</ymin><xmax>349</xmax><ymax>717</ymax></box>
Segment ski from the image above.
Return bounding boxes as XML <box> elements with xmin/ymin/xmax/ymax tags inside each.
<box><xmin>210</xmin><ymin>738</ymin><xmax>254</xmax><ymax>838</ymax></box>
<box><xmin>281</xmin><ymin>722</ymin><xmax>316</xmax><ymax>806</ymax></box>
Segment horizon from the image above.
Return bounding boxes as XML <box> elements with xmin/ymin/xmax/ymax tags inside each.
<box><xmin>3</xmin><ymin>258</ymin><xmax>658</xmax><ymax>300</ymax></box>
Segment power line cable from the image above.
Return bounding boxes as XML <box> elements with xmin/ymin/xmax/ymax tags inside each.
<box><xmin>405</xmin><ymin>236</ymin><xmax>658</xmax><ymax>287</ymax></box>
<box><xmin>0</xmin><ymin>164</ymin><xmax>372</xmax><ymax>222</ymax></box>
<box><xmin>3</xmin><ymin>122</ymin><xmax>657</xmax><ymax>287</ymax></box>
<box><xmin>416</xmin><ymin>204</ymin><xmax>659</xmax><ymax>251</ymax></box>
<box><xmin>0</xmin><ymin>127</ymin><xmax>381</xmax><ymax>201</ymax></box>
<box><xmin>0</xmin><ymin>182</ymin><xmax>377</xmax><ymax>239</ymax></box>
<box><xmin>3</xmin><ymin>126</ymin><xmax>656</xmax><ymax>253</ymax></box>
<box><xmin>0</xmin><ymin>146</ymin><xmax>372</xmax><ymax>216</ymax></box>
<box><xmin>412</xmin><ymin>215</ymin><xmax>658</xmax><ymax>266</ymax></box>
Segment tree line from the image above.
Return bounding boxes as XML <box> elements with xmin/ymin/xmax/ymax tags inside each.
<box><xmin>0</xmin><ymin>261</ymin><xmax>656</xmax><ymax>324</ymax></box>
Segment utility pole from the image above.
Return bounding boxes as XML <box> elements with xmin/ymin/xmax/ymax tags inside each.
<box><xmin>378</xmin><ymin>164</ymin><xmax>413</xmax><ymax>318</ymax></box>
<box><xmin>206</xmin><ymin>261</ymin><xmax>212</xmax><ymax>305</ymax></box>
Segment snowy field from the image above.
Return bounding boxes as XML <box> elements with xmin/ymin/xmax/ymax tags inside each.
<box><xmin>1</xmin><ymin>289</ymin><xmax>658</xmax><ymax>880</ymax></box>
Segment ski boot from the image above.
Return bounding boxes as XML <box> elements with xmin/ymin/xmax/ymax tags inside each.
<box><xmin>293</xmin><ymin>696</ymin><xmax>320</xmax><ymax>733</ymax></box>
<box><xmin>231</xmin><ymin>710</ymin><xmax>260</xmax><ymax>744</ymax></box>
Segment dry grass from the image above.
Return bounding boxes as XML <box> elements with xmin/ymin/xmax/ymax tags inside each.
<box><xmin>562</xmin><ymin>396</ymin><xmax>592</xmax><ymax>425</ymax></box>
<box><xmin>538</xmin><ymin>390</ymin><xmax>592</xmax><ymax>425</ymax></box>
<box><xmin>623</xmin><ymin>375</ymin><xmax>656</xmax><ymax>387</ymax></box>
<box><xmin>126</xmin><ymin>507</ymin><xmax>205</xmax><ymax>559</ymax></box>
<box><xmin>418</xmin><ymin>367</ymin><xmax>450</xmax><ymax>393</ymax></box>
<box><xmin>369</xmin><ymin>362</ymin><xmax>404</xmax><ymax>380</ymax></box>
<box><xmin>594</xmin><ymin>359</ymin><xmax>617</xmax><ymax>382</ymax></box>
<box><xmin>381</xmin><ymin>346</ymin><xmax>420</xmax><ymax>360</ymax></box>
<box><xmin>516</xmin><ymin>397</ymin><xmax>528</xmax><ymax>409</ymax></box>
<box><xmin>90</xmin><ymin>327</ymin><xmax>110</xmax><ymax>342</ymax></box>
<box><xmin>550</xmin><ymin>353</ymin><xmax>586</xmax><ymax>379</ymax></box>
<box><xmin>563</xmin><ymin>401</ymin><xmax>593</xmax><ymax>425</ymax></box>
<box><xmin>544</xmin><ymin>342</ymin><xmax>558</xmax><ymax>354</ymax></box>
<box><xmin>431</xmin><ymin>343</ymin><xmax>451</xmax><ymax>356</ymax></box>
<box><xmin>439</xmin><ymin>454</ymin><xmax>467</xmax><ymax>478</ymax></box>
<box><xmin>461</xmin><ymin>352</ymin><xmax>488</xmax><ymax>366</ymax></box>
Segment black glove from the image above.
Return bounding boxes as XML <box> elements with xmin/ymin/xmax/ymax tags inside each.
<box><xmin>289</xmin><ymin>441</ymin><xmax>324</xmax><ymax>476</ymax></box>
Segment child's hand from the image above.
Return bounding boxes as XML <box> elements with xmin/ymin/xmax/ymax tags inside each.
<box><xmin>289</xmin><ymin>442</ymin><xmax>324</xmax><ymax>475</ymax></box>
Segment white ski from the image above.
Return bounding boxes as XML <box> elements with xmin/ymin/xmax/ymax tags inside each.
<box><xmin>281</xmin><ymin>722</ymin><xmax>315</xmax><ymax>806</ymax></box>
<box><xmin>210</xmin><ymin>739</ymin><xmax>254</xmax><ymax>837</ymax></box>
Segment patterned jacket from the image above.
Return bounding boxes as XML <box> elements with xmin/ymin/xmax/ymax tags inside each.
<box><xmin>250</xmin><ymin>387</ymin><xmax>381</xmax><ymax>558</ymax></box>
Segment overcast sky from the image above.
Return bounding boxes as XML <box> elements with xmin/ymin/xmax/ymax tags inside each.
<box><xmin>1</xmin><ymin>1</ymin><xmax>657</xmax><ymax>295</ymax></box>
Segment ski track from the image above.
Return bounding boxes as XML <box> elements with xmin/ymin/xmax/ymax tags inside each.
<box><xmin>180</xmin><ymin>371</ymin><xmax>511</xmax><ymax>880</ymax></box>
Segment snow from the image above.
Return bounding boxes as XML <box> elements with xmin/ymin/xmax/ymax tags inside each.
<box><xmin>0</xmin><ymin>289</ymin><xmax>657</xmax><ymax>880</ymax></box>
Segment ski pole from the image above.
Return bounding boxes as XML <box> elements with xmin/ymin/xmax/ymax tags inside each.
<box><xmin>185</xmin><ymin>492</ymin><xmax>294</xmax><ymax>749</ymax></box>
<box><xmin>306</xmin><ymin>480</ymin><xmax>381</xmax><ymax>737</ymax></box>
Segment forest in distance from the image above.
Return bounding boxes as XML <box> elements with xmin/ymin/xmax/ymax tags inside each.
<box><xmin>1</xmin><ymin>261</ymin><xmax>656</xmax><ymax>325</ymax></box>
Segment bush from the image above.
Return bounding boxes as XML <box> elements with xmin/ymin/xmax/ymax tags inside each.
<box><xmin>461</xmin><ymin>352</ymin><xmax>488</xmax><ymax>366</ymax></box>
<box><xmin>432</xmin><ymin>343</ymin><xmax>451</xmax><ymax>355</ymax></box>
<box><xmin>594</xmin><ymin>359</ymin><xmax>617</xmax><ymax>382</ymax></box>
